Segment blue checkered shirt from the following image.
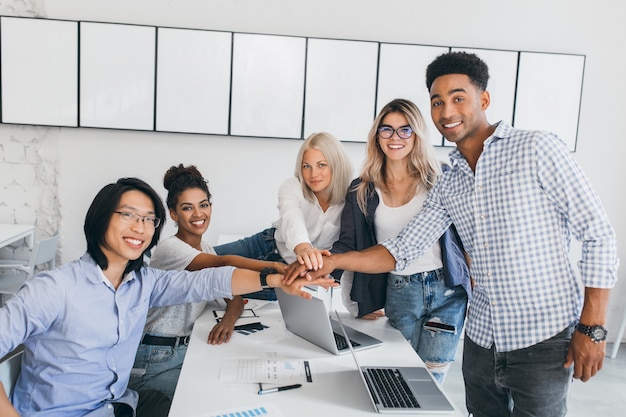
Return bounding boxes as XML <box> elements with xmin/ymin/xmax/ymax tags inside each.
<box><xmin>382</xmin><ymin>121</ymin><xmax>618</xmax><ymax>351</ymax></box>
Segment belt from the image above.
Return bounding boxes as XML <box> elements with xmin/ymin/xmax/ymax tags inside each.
<box><xmin>141</xmin><ymin>334</ymin><xmax>190</xmax><ymax>348</ymax></box>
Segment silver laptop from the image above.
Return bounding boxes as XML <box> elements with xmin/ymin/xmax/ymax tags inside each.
<box><xmin>335</xmin><ymin>311</ymin><xmax>456</xmax><ymax>414</ymax></box>
<box><xmin>275</xmin><ymin>288</ymin><xmax>382</xmax><ymax>355</ymax></box>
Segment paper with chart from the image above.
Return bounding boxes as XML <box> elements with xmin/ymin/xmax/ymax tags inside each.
<box><xmin>213</xmin><ymin>308</ymin><xmax>260</xmax><ymax>326</ymax></box>
<box><xmin>190</xmin><ymin>403</ymin><xmax>285</xmax><ymax>417</ymax></box>
<box><xmin>220</xmin><ymin>352</ymin><xmax>312</xmax><ymax>385</ymax></box>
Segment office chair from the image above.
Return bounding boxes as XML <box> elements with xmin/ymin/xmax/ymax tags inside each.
<box><xmin>0</xmin><ymin>233</ymin><xmax>60</xmax><ymax>303</ymax></box>
<box><xmin>0</xmin><ymin>345</ymin><xmax>24</xmax><ymax>399</ymax></box>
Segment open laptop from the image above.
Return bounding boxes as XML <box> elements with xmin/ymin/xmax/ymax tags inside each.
<box><xmin>275</xmin><ymin>288</ymin><xmax>382</xmax><ymax>355</ymax></box>
<box><xmin>335</xmin><ymin>311</ymin><xmax>456</xmax><ymax>414</ymax></box>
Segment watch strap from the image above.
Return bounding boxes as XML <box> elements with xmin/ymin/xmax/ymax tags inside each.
<box><xmin>575</xmin><ymin>323</ymin><xmax>607</xmax><ymax>343</ymax></box>
<box><xmin>259</xmin><ymin>268</ymin><xmax>276</xmax><ymax>289</ymax></box>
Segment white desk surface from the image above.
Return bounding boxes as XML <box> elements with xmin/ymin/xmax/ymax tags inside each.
<box><xmin>168</xmin><ymin>300</ymin><xmax>463</xmax><ymax>417</ymax></box>
<box><xmin>0</xmin><ymin>224</ymin><xmax>35</xmax><ymax>249</ymax></box>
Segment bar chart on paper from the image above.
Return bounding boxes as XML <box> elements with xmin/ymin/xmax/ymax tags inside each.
<box><xmin>197</xmin><ymin>403</ymin><xmax>285</xmax><ymax>417</ymax></box>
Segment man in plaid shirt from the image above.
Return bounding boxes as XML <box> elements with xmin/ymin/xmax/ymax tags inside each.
<box><xmin>286</xmin><ymin>51</ymin><xmax>618</xmax><ymax>417</ymax></box>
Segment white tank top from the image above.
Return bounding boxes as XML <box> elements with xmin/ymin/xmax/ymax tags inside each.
<box><xmin>374</xmin><ymin>187</ymin><xmax>443</xmax><ymax>275</ymax></box>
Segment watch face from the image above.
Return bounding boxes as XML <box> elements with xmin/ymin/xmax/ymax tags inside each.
<box><xmin>591</xmin><ymin>326</ymin><xmax>607</xmax><ymax>342</ymax></box>
<box><xmin>576</xmin><ymin>323</ymin><xmax>607</xmax><ymax>343</ymax></box>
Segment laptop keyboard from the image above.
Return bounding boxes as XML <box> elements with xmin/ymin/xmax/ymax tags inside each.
<box><xmin>364</xmin><ymin>368</ymin><xmax>420</xmax><ymax>409</ymax></box>
<box><xmin>333</xmin><ymin>332</ymin><xmax>361</xmax><ymax>350</ymax></box>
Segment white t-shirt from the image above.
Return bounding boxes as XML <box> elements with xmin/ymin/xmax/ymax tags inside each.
<box><xmin>272</xmin><ymin>177</ymin><xmax>344</xmax><ymax>264</ymax></box>
<box><xmin>375</xmin><ymin>187</ymin><xmax>443</xmax><ymax>275</ymax></box>
<box><xmin>144</xmin><ymin>235</ymin><xmax>216</xmax><ymax>336</ymax></box>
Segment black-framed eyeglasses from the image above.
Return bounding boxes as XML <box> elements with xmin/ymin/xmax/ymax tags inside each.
<box><xmin>377</xmin><ymin>125</ymin><xmax>413</xmax><ymax>139</ymax></box>
<box><xmin>113</xmin><ymin>211</ymin><xmax>161</xmax><ymax>228</ymax></box>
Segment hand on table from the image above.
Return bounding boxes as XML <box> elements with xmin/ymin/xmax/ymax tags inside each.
<box><xmin>207</xmin><ymin>321</ymin><xmax>235</xmax><ymax>345</ymax></box>
<box><xmin>208</xmin><ymin>296</ymin><xmax>245</xmax><ymax>345</ymax></box>
<box><xmin>360</xmin><ymin>310</ymin><xmax>385</xmax><ymax>320</ymax></box>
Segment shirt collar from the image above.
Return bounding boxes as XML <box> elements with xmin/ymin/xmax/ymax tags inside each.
<box><xmin>485</xmin><ymin>120</ymin><xmax>513</xmax><ymax>146</ymax></box>
<box><xmin>79</xmin><ymin>252</ymin><xmax>136</xmax><ymax>287</ymax></box>
<box><xmin>448</xmin><ymin>120</ymin><xmax>513</xmax><ymax>167</ymax></box>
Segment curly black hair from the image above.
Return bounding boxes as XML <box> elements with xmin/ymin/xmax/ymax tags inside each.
<box><xmin>163</xmin><ymin>164</ymin><xmax>211</xmax><ymax>210</ymax></box>
<box><xmin>426</xmin><ymin>51</ymin><xmax>489</xmax><ymax>92</ymax></box>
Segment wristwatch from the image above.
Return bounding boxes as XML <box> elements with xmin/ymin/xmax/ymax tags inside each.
<box><xmin>259</xmin><ymin>268</ymin><xmax>277</xmax><ymax>289</ymax></box>
<box><xmin>575</xmin><ymin>323</ymin><xmax>607</xmax><ymax>343</ymax></box>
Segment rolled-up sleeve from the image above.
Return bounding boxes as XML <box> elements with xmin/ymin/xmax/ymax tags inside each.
<box><xmin>535</xmin><ymin>132</ymin><xmax>618</xmax><ymax>289</ymax></box>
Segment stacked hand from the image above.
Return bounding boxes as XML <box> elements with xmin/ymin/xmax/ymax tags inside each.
<box><xmin>294</xmin><ymin>243</ymin><xmax>325</xmax><ymax>271</ymax></box>
<box><xmin>284</xmin><ymin>249</ymin><xmax>334</xmax><ymax>285</ymax></box>
<box><xmin>279</xmin><ymin>270</ymin><xmax>337</xmax><ymax>298</ymax></box>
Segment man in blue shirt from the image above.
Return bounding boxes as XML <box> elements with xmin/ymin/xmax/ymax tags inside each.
<box><xmin>0</xmin><ymin>177</ymin><xmax>336</xmax><ymax>417</ymax></box>
<box><xmin>286</xmin><ymin>52</ymin><xmax>618</xmax><ymax>416</ymax></box>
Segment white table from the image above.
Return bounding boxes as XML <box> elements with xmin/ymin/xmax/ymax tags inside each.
<box><xmin>168</xmin><ymin>300</ymin><xmax>463</xmax><ymax>417</ymax></box>
<box><xmin>0</xmin><ymin>224</ymin><xmax>35</xmax><ymax>249</ymax></box>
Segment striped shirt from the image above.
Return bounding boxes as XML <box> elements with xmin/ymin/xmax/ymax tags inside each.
<box><xmin>382</xmin><ymin>121</ymin><xmax>618</xmax><ymax>351</ymax></box>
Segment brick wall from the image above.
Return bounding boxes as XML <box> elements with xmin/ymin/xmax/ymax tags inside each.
<box><xmin>0</xmin><ymin>1</ymin><xmax>59</xmax><ymax>264</ymax></box>
<box><xmin>0</xmin><ymin>124</ymin><xmax>61</xmax><ymax>262</ymax></box>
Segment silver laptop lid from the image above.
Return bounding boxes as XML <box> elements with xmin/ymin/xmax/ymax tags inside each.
<box><xmin>276</xmin><ymin>289</ymin><xmax>381</xmax><ymax>355</ymax></box>
<box><xmin>334</xmin><ymin>311</ymin><xmax>456</xmax><ymax>414</ymax></box>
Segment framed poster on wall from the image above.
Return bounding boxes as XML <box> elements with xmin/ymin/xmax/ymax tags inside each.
<box><xmin>156</xmin><ymin>28</ymin><xmax>232</xmax><ymax>135</ymax></box>
<box><xmin>80</xmin><ymin>22</ymin><xmax>156</xmax><ymax>130</ymax></box>
<box><xmin>1</xmin><ymin>17</ymin><xmax>78</xmax><ymax>127</ymax></box>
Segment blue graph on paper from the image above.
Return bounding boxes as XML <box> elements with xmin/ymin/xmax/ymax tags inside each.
<box><xmin>213</xmin><ymin>406</ymin><xmax>268</xmax><ymax>417</ymax></box>
<box><xmin>202</xmin><ymin>403</ymin><xmax>285</xmax><ymax>417</ymax></box>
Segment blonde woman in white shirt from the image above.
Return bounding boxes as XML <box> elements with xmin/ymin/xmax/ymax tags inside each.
<box><xmin>215</xmin><ymin>132</ymin><xmax>354</xmax><ymax>300</ymax></box>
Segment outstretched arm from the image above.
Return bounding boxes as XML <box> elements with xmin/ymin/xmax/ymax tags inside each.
<box><xmin>284</xmin><ymin>244</ymin><xmax>396</xmax><ymax>285</ymax></box>
<box><xmin>187</xmin><ymin>252</ymin><xmax>286</xmax><ymax>274</ymax></box>
<box><xmin>231</xmin><ymin>268</ymin><xmax>337</xmax><ymax>298</ymax></box>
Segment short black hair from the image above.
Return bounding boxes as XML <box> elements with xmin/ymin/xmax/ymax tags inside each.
<box><xmin>84</xmin><ymin>177</ymin><xmax>166</xmax><ymax>274</ymax></box>
<box><xmin>426</xmin><ymin>51</ymin><xmax>489</xmax><ymax>91</ymax></box>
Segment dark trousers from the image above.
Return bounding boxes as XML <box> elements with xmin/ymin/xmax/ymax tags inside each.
<box><xmin>462</xmin><ymin>327</ymin><xmax>573</xmax><ymax>417</ymax></box>
<box><xmin>114</xmin><ymin>390</ymin><xmax>170</xmax><ymax>417</ymax></box>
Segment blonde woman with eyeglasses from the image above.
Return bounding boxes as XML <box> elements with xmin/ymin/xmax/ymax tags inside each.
<box><xmin>329</xmin><ymin>98</ymin><xmax>471</xmax><ymax>383</ymax></box>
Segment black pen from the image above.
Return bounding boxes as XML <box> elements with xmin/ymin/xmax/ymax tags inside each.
<box><xmin>258</xmin><ymin>383</ymin><xmax>302</xmax><ymax>395</ymax></box>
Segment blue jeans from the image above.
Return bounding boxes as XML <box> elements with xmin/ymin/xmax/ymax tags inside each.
<box><xmin>462</xmin><ymin>326</ymin><xmax>573</xmax><ymax>417</ymax></box>
<box><xmin>385</xmin><ymin>268</ymin><xmax>467</xmax><ymax>384</ymax></box>
<box><xmin>128</xmin><ymin>343</ymin><xmax>187</xmax><ymax>401</ymax></box>
<box><xmin>214</xmin><ymin>227</ymin><xmax>284</xmax><ymax>301</ymax></box>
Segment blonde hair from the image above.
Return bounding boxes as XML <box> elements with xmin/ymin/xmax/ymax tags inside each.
<box><xmin>294</xmin><ymin>132</ymin><xmax>354</xmax><ymax>206</ymax></box>
<box><xmin>356</xmin><ymin>98</ymin><xmax>441</xmax><ymax>214</ymax></box>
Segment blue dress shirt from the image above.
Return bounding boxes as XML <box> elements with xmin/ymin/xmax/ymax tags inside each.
<box><xmin>0</xmin><ymin>253</ymin><xmax>234</xmax><ymax>416</ymax></box>
<box><xmin>381</xmin><ymin>121</ymin><xmax>618</xmax><ymax>352</ymax></box>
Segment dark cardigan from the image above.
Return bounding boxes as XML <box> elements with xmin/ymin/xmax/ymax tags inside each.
<box><xmin>331</xmin><ymin>177</ymin><xmax>471</xmax><ymax>317</ymax></box>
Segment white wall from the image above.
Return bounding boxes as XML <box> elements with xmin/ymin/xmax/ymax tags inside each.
<box><xmin>1</xmin><ymin>0</ymin><xmax>624</xmax><ymax>340</ymax></box>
